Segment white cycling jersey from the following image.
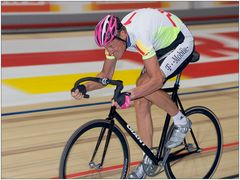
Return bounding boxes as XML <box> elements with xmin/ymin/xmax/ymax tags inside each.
<box><xmin>105</xmin><ymin>8</ymin><xmax>194</xmax><ymax>78</ymax></box>
<box><xmin>122</xmin><ymin>8</ymin><xmax>193</xmax><ymax>60</ymax></box>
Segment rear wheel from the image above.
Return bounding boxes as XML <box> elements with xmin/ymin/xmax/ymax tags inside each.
<box><xmin>165</xmin><ymin>106</ymin><xmax>223</xmax><ymax>178</ymax></box>
<box><xmin>59</xmin><ymin>119</ymin><xmax>129</xmax><ymax>179</ymax></box>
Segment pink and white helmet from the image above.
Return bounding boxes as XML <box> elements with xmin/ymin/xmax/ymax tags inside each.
<box><xmin>94</xmin><ymin>15</ymin><xmax>121</xmax><ymax>47</ymax></box>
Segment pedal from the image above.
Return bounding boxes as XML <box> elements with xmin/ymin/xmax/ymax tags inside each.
<box><xmin>185</xmin><ymin>143</ymin><xmax>202</xmax><ymax>153</ymax></box>
<box><xmin>143</xmin><ymin>162</ymin><xmax>163</xmax><ymax>177</ymax></box>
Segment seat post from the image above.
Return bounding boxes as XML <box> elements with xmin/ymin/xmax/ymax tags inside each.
<box><xmin>175</xmin><ymin>73</ymin><xmax>181</xmax><ymax>86</ymax></box>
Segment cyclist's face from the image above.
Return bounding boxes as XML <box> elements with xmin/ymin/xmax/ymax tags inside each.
<box><xmin>105</xmin><ymin>35</ymin><xmax>126</xmax><ymax>59</ymax></box>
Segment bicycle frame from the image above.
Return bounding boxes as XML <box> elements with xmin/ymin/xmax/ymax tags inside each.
<box><xmin>88</xmin><ymin>73</ymin><xmax>200</xmax><ymax>169</ymax></box>
<box><xmin>91</xmin><ymin>73</ymin><xmax>186</xmax><ymax>167</ymax></box>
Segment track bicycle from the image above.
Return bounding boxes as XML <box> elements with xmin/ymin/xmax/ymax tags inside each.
<box><xmin>59</xmin><ymin>51</ymin><xmax>223</xmax><ymax>179</ymax></box>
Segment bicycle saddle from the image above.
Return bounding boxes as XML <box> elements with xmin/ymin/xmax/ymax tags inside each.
<box><xmin>190</xmin><ymin>51</ymin><xmax>200</xmax><ymax>63</ymax></box>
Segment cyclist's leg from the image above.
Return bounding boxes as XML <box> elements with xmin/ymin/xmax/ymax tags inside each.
<box><xmin>129</xmin><ymin>70</ymin><xmax>186</xmax><ymax>178</ymax></box>
<box><xmin>136</xmin><ymin>72</ymin><xmax>179</xmax><ymax>117</ymax></box>
<box><xmin>134</xmin><ymin>64</ymin><xmax>184</xmax><ymax>146</ymax></box>
<box><xmin>138</xmin><ymin>36</ymin><xmax>194</xmax><ymax>118</ymax></box>
<box><xmin>134</xmin><ymin>67</ymin><xmax>184</xmax><ymax>147</ymax></box>
<box><xmin>129</xmin><ymin>71</ymin><xmax>186</xmax><ymax>179</ymax></box>
<box><xmin>134</xmin><ymin>75</ymin><xmax>154</xmax><ymax>148</ymax></box>
<box><xmin>140</xmin><ymin>38</ymin><xmax>194</xmax><ymax>149</ymax></box>
<box><xmin>159</xmin><ymin>38</ymin><xmax>194</xmax><ymax>148</ymax></box>
<box><xmin>128</xmin><ymin>75</ymin><xmax>155</xmax><ymax>179</ymax></box>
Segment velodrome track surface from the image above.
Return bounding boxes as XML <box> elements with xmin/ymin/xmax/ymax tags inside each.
<box><xmin>2</xmin><ymin>23</ymin><xmax>239</xmax><ymax>178</ymax></box>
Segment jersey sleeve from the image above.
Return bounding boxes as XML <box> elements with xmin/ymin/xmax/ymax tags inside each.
<box><xmin>135</xmin><ymin>33</ymin><xmax>156</xmax><ymax>60</ymax></box>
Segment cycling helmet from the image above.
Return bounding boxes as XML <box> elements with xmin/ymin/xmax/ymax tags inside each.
<box><xmin>95</xmin><ymin>15</ymin><xmax>123</xmax><ymax>47</ymax></box>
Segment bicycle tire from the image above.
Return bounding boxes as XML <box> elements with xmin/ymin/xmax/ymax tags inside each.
<box><xmin>59</xmin><ymin>119</ymin><xmax>129</xmax><ymax>179</ymax></box>
<box><xmin>165</xmin><ymin>106</ymin><xmax>223</xmax><ymax>178</ymax></box>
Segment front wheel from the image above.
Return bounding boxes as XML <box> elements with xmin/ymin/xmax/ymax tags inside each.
<box><xmin>165</xmin><ymin>106</ymin><xmax>223</xmax><ymax>178</ymax></box>
<box><xmin>59</xmin><ymin>119</ymin><xmax>129</xmax><ymax>179</ymax></box>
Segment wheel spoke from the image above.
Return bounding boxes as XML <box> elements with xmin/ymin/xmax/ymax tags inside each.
<box><xmin>59</xmin><ymin>120</ymin><xmax>129</xmax><ymax>179</ymax></box>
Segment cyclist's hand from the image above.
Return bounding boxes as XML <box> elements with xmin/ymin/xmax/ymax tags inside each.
<box><xmin>71</xmin><ymin>85</ymin><xmax>86</xmax><ymax>100</ymax></box>
<box><xmin>113</xmin><ymin>92</ymin><xmax>131</xmax><ymax>109</ymax></box>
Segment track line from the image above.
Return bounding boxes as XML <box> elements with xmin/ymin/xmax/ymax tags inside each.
<box><xmin>53</xmin><ymin>141</ymin><xmax>238</xmax><ymax>179</ymax></box>
<box><xmin>2</xmin><ymin>86</ymin><xmax>238</xmax><ymax>117</ymax></box>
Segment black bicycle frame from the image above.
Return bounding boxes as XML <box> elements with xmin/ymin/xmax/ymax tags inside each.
<box><xmin>82</xmin><ymin>74</ymin><xmax>199</xmax><ymax>167</ymax></box>
<box><xmin>100</xmin><ymin>73</ymin><xmax>186</xmax><ymax>166</ymax></box>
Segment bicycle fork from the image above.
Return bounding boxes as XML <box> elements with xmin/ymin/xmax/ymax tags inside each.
<box><xmin>89</xmin><ymin>119</ymin><xmax>114</xmax><ymax>169</ymax></box>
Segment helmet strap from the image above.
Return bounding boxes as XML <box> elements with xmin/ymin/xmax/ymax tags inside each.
<box><xmin>115</xmin><ymin>36</ymin><xmax>128</xmax><ymax>49</ymax></box>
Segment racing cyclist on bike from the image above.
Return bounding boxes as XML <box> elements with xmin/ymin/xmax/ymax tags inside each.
<box><xmin>72</xmin><ymin>8</ymin><xmax>195</xmax><ymax>179</ymax></box>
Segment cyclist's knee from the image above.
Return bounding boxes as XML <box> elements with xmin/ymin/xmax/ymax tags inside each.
<box><xmin>134</xmin><ymin>98</ymin><xmax>151</xmax><ymax>110</ymax></box>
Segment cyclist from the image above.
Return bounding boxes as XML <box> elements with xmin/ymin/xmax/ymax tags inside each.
<box><xmin>72</xmin><ymin>8</ymin><xmax>194</xmax><ymax>179</ymax></box>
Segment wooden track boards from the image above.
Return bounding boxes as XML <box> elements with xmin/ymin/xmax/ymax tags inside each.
<box><xmin>2</xmin><ymin>82</ymin><xmax>238</xmax><ymax>178</ymax></box>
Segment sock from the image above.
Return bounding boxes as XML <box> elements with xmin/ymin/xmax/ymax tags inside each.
<box><xmin>172</xmin><ymin>111</ymin><xmax>187</xmax><ymax>125</ymax></box>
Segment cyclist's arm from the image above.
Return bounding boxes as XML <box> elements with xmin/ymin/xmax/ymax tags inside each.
<box><xmin>84</xmin><ymin>58</ymin><xmax>117</xmax><ymax>92</ymax></box>
<box><xmin>130</xmin><ymin>55</ymin><xmax>164</xmax><ymax>99</ymax></box>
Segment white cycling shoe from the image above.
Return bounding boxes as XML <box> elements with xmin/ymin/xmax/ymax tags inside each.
<box><xmin>128</xmin><ymin>162</ymin><xmax>147</xmax><ymax>179</ymax></box>
<box><xmin>165</xmin><ymin>119</ymin><xmax>192</xmax><ymax>149</ymax></box>
<box><xmin>128</xmin><ymin>119</ymin><xmax>192</xmax><ymax>178</ymax></box>
<box><xmin>128</xmin><ymin>154</ymin><xmax>154</xmax><ymax>179</ymax></box>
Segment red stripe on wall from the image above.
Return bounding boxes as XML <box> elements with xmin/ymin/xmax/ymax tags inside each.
<box><xmin>1</xmin><ymin>50</ymin><xmax>141</xmax><ymax>67</ymax></box>
<box><xmin>183</xmin><ymin>59</ymin><xmax>239</xmax><ymax>78</ymax></box>
<box><xmin>2</xmin><ymin>22</ymin><xmax>98</xmax><ymax>30</ymax></box>
<box><xmin>194</xmin><ymin>36</ymin><xmax>238</xmax><ymax>58</ymax></box>
<box><xmin>216</xmin><ymin>32</ymin><xmax>239</xmax><ymax>39</ymax></box>
<box><xmin>2</xmin><ymin>50</ymin><xmax>238</xmax><ymax>78</ymax></box>
<box><xmin>182</xmin><ymin>15</ymin><xmax>238</xmax><ymax>22</ymax></box>
<box><xmin>90</xmin><ymin>2</ymin><xmax>167</xmax><ymax>11</ymax></box>
<box><xmin>2</xmin><ymin>50</ymin><xmax>104</xmax><ymax>67</ymax></box>
<box><xmin>2</xmin><ymin>4</ymin><xmax>51</xmax><ymax>12</ymax></box>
